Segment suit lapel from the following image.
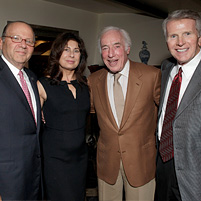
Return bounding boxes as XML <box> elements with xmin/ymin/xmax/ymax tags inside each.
<box><xmin>0</xmin><ymin>59</ymin><xmax>30</xmax><ymax>111</ymax></box>
<box><xmin>120</xmin><ymin>61</ymin><xmax>143</xmax><ymax>128</ymax></box>
<box><xmin>158</xmin><ymin>63</ymin><xmax>174</xmax><ymax>117</ymax></box>
<box><xmin>0</xmin><ymin>57</ymin><xmax>38</xmax><ymax>126</ymax></box>
<box><xmin>176</xmin><ymin>61</ymin><xmax>201</xmax><ymax>118</ymax></box>
<box><xmin>96</xmin><ymin>69</ymin><xmax>118</xmax><ymax>130</ymax></box>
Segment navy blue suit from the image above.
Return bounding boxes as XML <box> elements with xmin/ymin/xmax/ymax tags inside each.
<box><xmin>0</xmin><ymin>56</ymin><xmax>42</xmax><ymax>200</ymax></box>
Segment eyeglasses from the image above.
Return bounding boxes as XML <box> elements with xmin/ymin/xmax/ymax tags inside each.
<box><xmin>3</xmin><ymin>35</ymin><xmax>35</xmax><ymax>47</ymax></box>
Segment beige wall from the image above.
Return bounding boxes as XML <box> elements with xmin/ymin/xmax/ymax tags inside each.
<box><xmin>0</xmin><ymin>0</ymin><xmax>171</xmax><ymax>76</ymax></box>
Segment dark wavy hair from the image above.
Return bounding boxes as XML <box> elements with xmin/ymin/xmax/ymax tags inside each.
<box><xmin>44</xmin><ymin>32</ymin><xmax>88</xmax><ymax>85</ymax></box>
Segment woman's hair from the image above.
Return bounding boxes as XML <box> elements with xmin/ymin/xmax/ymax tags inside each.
<box><xmin>162</xmin><ymin>9</ymin><xmax>201</xmax><ymax>40</ymax></box>
<box><xmin>44</xmin><ymin>32</ymin><xmax>88</xmax><ymax>85</ymax></box>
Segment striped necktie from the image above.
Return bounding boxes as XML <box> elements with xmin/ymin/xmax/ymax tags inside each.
<box><xmin>159</xmin><ymin>67</ymin><xmax>182</xmax><ymax>162</ymax></box>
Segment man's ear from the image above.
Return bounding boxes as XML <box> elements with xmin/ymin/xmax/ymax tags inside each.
<box><xmin>0</xmin><ymin>37</ymin><xmax>3</xmax><ymax>50</ymax></box>
<box><xmin>127</xmin><ymin>46</ymin><xmax>130</xmax><ymax>55</ymax></box>
<box><xmin>198</xmin><ymin>36</ymin><xmax>201</xmax><ymax>47</ymax></box>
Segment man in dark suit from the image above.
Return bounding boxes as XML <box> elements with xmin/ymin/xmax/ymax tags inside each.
<box><xmin>0</xmin><ymin>21</ymin><xmax>42</xmax><ymax>200</ymax></box>
<box><xmin>155</xmin><ymin>10</ymin><xmax>201</xmax><ymax>201</ymax></box>
<box><xmin>88</xmin><ymin>26</ymin><xmax>161</xmax><ymax>201</ymax></box>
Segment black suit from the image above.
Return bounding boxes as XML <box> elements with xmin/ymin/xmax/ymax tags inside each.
<box><xmin>0</xmin><ymin>56</ymin><xmax>42</xmax><ymax>200</ymax></box>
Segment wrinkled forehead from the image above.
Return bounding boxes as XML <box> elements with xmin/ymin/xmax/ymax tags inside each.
<box><xmin>101</xmin><ymin>30</ymin><xmax>124</xmax><ymax>45</ymax></box>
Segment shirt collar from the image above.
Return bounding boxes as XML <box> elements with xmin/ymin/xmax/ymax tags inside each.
<box><xmin>108</xmin><ymin>59</ymin><xmax>130</xmax><ymax>78</ymax></box>
<box><xmin>1</xmin><ymin>55</ymin><xmax>24</xmax><ymax>76</ymax></box>
<box><xmin>178</xmin><ymin>49</ymin><xmax>201</xmax><ymax>79</ymax></box>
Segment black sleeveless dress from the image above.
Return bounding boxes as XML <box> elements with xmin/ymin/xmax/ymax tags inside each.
<box><xmin>39</xmin><ymin>77</ymin><xmax>90</xmax><ymax>201</ymax></box>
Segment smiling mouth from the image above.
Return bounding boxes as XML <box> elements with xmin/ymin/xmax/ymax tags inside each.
<box><xmin>108</xmin><ymin>59</ymin><xmax>118</xmax><ymax>65</ymax></box>
<box><xmin>16</xmin><ymin>50</ymin><xmax>26</xmax><ymax>54</ymax></box>
<box><xmin>67</xmin><ymin>60</ymin><xmax>75</xmax><ymax>64</ymax></box>
<box><xmin>177</xmin><ymin>48</ymin><xmax>188</xmax><ymax>52</ymax></box>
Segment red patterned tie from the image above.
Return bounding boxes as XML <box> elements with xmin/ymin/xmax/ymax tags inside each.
<box><xmin>18</xmin><ymin>70</ymin><xmax>36</xmax><ymax>124</ymax></box>
<box><xmin>159</xmin><ymin>67</ymin><xmax>182</xmax><ymax>162</ymax></box>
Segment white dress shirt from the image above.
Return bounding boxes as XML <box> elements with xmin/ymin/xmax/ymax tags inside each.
<box><xmin>107</xmin><ymin>60</ymin><xmax>129</xmax><ymax>127</ymax></box>
<box><xmin>2</xmin><ymin>55</ymin><xmax>37</xmax><ymax>121</ymax></box>
<box><xmin>158</xmin><ymin>50</ymin><xmax>201</xmax><ymax>139</ymax></box>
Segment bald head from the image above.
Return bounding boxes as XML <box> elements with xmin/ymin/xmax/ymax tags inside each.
<box><xmin>2</xmin><ymin>21</ymin><xmax>34</xmax><ymax>38</ymax></box>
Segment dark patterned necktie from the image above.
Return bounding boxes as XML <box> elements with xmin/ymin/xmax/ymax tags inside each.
<box><xmin>159</xmin><ymin>67</ymin><xmax>182</xmax><ymax>162</ymax></box>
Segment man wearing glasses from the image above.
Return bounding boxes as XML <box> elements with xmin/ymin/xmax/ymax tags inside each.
<box><xmin>0</xmin><ymin>21</ymin><xmax>42</xmax><ymax>200</ymax></box>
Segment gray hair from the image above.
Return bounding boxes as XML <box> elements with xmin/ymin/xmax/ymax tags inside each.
<box><xmin>162</xmin><ymin>9</ymin><xmax>201</xmax><ymax>40</ymax></box>
<box><xmin>98</xmin><ymin>26</ymin><xmax>132</xmax><ymax>53</ymax></box>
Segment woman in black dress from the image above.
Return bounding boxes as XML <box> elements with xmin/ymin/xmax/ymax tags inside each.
<box><xmin>37</xmin><ymin>32</ymin><xmax>90</xmax><ymax>201</ymax></box>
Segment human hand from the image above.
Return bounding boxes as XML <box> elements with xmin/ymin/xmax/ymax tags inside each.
<box><xmin>42</xmin><ymin>111</ymin><xmax>46</xmax><ymax>124</ymax></box>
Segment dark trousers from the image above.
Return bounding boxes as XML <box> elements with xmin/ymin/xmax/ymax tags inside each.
<box><xmin>154</xmin><ymin>154</ymin><xmax>182</xmax><ymax>201</ymax></box>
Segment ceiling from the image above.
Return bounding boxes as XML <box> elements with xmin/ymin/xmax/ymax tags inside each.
<box><xmin>44</xmin><ymin>0</ymin><xmax>201</xmax><ymax>19</ymax></box>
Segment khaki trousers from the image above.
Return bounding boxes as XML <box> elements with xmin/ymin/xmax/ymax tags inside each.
<box><xmin>98</xmin><ymin>161</ymin><xmax>155</xmax><ymax>201</ymax></box>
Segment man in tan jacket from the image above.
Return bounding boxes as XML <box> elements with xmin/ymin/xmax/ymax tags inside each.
<box><xmin>88</xmin><ymin>26</ymin><xmax>161</xmax><ymax>201</ymax></box>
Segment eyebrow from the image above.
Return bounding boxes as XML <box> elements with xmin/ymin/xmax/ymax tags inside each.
<box><xmin>101</xmin><ymin>42</ymin><xmax>121</xmax><ymax>48</ymax></box>
<box><xmin>101</xmin><ymin>45</ymin><xmax>108</xmax><ymax>49</ymax></box>
<box><xmin>64</xmin><ymin>46</ymin><xmax>79</xmax><ymax>49</ymax></box>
